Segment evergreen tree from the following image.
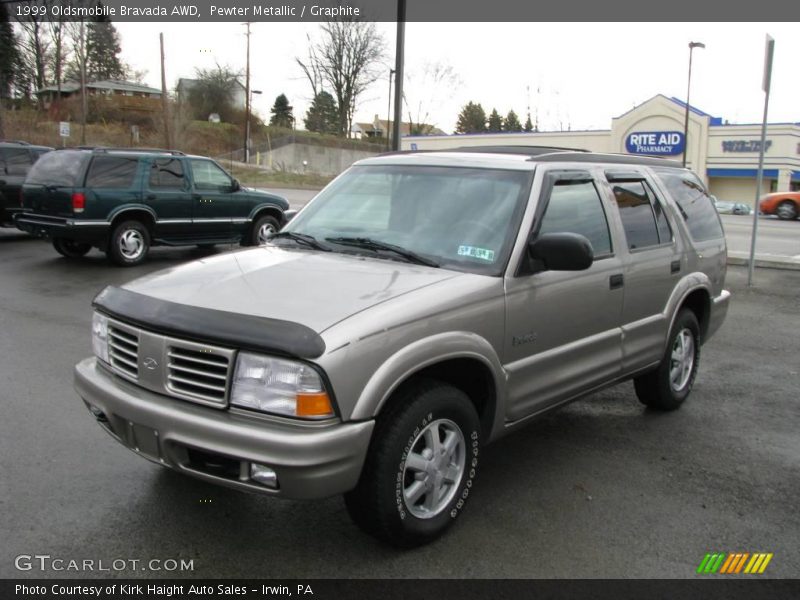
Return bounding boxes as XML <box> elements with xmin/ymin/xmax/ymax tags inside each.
<box><xmin>304</xmin><ymin>91</ymin><xmax>338</xmax><ymax>135</ymax></box>
<box><xmin>504</xmin><ymin>110</ymin><xmax>522</xmax><ymax>132</ymax></box>
<box><xmin>487</xmin><ymin>108</ymin><xmax>503</xmax><ymax>132</ymax></box>
<box><xmin>0</xmin><ymin>1</ymin><xmax>19</xmax><ymax>98</ymax></box>
<box><xmin>455</xmin><ymin>102</ymin><xmax>486</xmax><ymax>134</ymax></box>
<box><xmin>269</xmin><ymin>94</ymin><xmax>294</xmax><ymax>128</ymax></box>
<box><xmin>524</xmin><ymin>113</ymin><xmax>534</xmax><ymax>132</ymax></box>
<box><xmin>85</xmin><ymin>13</ymin><xmax>126</xmax><ymax>81</ymax></box>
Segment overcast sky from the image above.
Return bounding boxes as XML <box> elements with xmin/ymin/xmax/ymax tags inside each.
<box><xmin>115</xmin><ymin>22</ymin><xmax>800</xmax><ymax>134</ymax></box>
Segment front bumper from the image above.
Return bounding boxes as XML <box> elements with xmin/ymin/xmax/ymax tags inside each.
<box><xmin>74</xmin><ymin>357</ymin><xmax>374</xmax><ymax>499</ymax></box>
<box><xmin>705</xmin><ymin>289</ymin><xmax>731</xmax><ymax>343</ymax></box>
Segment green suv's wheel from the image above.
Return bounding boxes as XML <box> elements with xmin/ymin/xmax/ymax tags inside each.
<box><xmin>52</xmin><ymin>238</ymin><xmax>92</xmax><ymax>258</ymax></box>
<box><xmin>344</xmin><ymin>379</ymin><xmax>480</xmax><ymax>547</ymax></box>
<box><xmin>634</xmin><ymin>309</ymin><xmax>700</xmax><ymax>411</ymax></box>
<box><xmin>108</xmin><ymin>220</ymin><xmax>150</xmax><ymax>266</ymax></box>
<box><xmin>776</xmin><ymin>200</ymin><xmax>798</xmax><ymax>220</ymax></box>
<box><xmin>251</xmin><ymin>215</ymin><xmax>280</xmax><ymax>245</ymax></box>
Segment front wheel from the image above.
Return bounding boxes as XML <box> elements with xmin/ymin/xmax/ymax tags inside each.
<box><xmin>107</xmin><ymin>220</ymin><xmax>150</xmax><ymax>266</ymax></box>
<box><xmin>52</xmin><ymin>238</ymin><xmax>92</xmax><ymax>258</ymax></box>
<box><xmin>776</xmin><ymin>200</ymin><xmax>798</xmax><ymax>220</ymax></box>
<box><xmin>250</xmin><ymin>215</ymin><xmax>280</xmax><ymax>246</ymax></box>
<box><xmin>634</xmin><ymin>309</ymin><xmax>700</xmax><ymax>411</ymax></box>
<box><xmin>344</xmin><ymin>379</ymin><xmax>481</xmax><ymax>547</ymax></box>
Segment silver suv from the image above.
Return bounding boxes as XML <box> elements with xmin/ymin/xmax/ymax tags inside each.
<box><xmin>74</xmin><ymin>148</ymin><xmax>730</xmax><ymax>547</ymax></box>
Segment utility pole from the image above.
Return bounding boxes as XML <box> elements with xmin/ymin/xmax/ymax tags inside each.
<box><xmin>391</xmin><ymin>0</ymin><xmax>406</xmax><ymax>151</ymax></box>
<box><xmin>243</xmin><ymin>22</ymin><xmax>251</xmax><ymax>163</ymax></box>
<box><xmin>159</xmin><ymin>33</ymin><xmax>173</xmax><ymax>149</ymax></box>
<box><xmin>79</xmin><ymin>18</ymin><xmax>87</xmax><ymax>145</ymax></box>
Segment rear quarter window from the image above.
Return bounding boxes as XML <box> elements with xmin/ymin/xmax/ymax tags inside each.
<box><xmin>25</xmin><ymin>152</ymin><xmax>89</xmax><ymax>187</ymax></box>
<box><xmin>654</xmin><ymin>169</ymin><xmax>724</xmax><ymax>242</ymax></box>
<box><xmin>86</xmin><ymin>156</ymin><xmax>139</xmax><ymax>188</ymax></box>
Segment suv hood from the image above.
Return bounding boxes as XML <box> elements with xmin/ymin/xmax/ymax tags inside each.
<box><xmin>123</xmin><ymin>246</ymin><xmax>462</xmax><ymax>333</ymax></box>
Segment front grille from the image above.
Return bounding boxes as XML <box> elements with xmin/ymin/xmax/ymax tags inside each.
<box><xmin>166</xmin><ymin>344</ymin><xmax>232</xmax><ymax>406</ymax></box>
<box><xmin>108</xmin><ymin>325</ymin><xmax>139</xmax><ymax>380</ymax></box>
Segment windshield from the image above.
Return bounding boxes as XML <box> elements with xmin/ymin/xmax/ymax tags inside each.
<box><xmin>283</xmin><ymin>165</ymin><xmax>533</xmax><ymax>276</ymax></box>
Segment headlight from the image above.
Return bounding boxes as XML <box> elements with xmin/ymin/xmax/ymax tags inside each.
<box><xmin>230</xmin><ymin>352</ymin><xmax>334</xmax><ymax>420</ymax></box>
<box><xmin>92</xmin><ymin>312</ymin><xmax>109</xmax><ymax>363</ymax></box>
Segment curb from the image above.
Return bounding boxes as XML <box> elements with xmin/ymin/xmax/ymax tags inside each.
<box><xmin>727</xmin><ymin>255</ymin><xmax>800</xmax><ymax>271</ymax></box>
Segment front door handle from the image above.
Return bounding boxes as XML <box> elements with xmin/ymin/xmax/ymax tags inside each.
<box><xmin>671</xmin><ymin>260</ymin><xmax>681</xmax><ymax>274</ymax></box>
<box><xmin>609</xmin><ymin>274</ymin><xmax>624</xmax><ymax>290</ymax></box>
<box><xmin>146</xmin><ymin>194</ymin><xmax>156</xmax><ymax>200</ymax></box>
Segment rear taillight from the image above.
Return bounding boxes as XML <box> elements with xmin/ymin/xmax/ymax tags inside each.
<box><xmin>72</xmin><ymin>192</ymin><xmax>86</xmax><ymax>213</ymax></box>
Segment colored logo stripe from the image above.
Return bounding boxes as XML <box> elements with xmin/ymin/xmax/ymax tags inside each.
<box><xmin>698</xmin><ymin>552</ymin><xmax>773</xmax><ymax>574</ymax></box>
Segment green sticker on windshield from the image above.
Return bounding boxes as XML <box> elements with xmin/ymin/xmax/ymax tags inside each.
<box><xmin>458</xmin><ymin>245</ymin><xmax>495</xmax><ymax>262</ymax></box>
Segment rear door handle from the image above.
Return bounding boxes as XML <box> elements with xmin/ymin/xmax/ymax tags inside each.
<box><xmin>609</xmin><ymin>274</ymin><xmax>624</xmax><ymax>289</ymax></box>
<box><xmin>146</xmin><ymin>194</ymin><xmax>156</xmax><ymax>200</ymax></box>
<box><xmin>671</xmin><ymin>260</ymin><xmax>681</xmax><ymax>274</ymax></box>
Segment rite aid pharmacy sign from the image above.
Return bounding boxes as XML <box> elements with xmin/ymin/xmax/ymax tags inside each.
<box><xmin>625</xmin><ymin>131</ymin><xmax>685</xmax><ymax>156</ymax></box>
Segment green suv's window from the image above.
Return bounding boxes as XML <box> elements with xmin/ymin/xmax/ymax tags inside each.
<box><xmin>86</xmin><ymin>156</ymin><xmax>138</xmax><ymax>188</ymax></box>
<box><xmin>149</xmin><ymin>158</ymin><xmax>186</xmax><ymax>189</ymax></box>
<box><xmin>284</xmin><ymin>165</ymin><xmax>533</xmax><ymax>276</ymax></box>
<box><xmin>191</xmin><ymin>159</ymin><xmax>231</xmax><ymax>190</ymax></box>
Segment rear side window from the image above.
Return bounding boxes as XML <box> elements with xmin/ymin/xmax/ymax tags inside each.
<box><xmin>149</xmin><ymin>158</ymin><xmax>186</xmax><ymax>189</ymax></box>
<box><xmin>86</xmin><ymin>156</ymin><xmax>139</xmax><ymax>188</ymax></box>
<box><xmin>537</xmin><ymin>179</ymin><xmax>613</xmax><ymax>256</ymax></box>
<box><xmin>612</xmin><ymin>180</ymin><xmax>672</xmax><ymax>250</ymax></box>
<box><xmin>0</xmin><ymin>148</ymin><xmax>32</xmax><ymax>175</ymax></box>
<box><xmin>25</xmin><ymin>151</ymin><xmax>88</xmax><ymax>187</ymax></box>
<box><xmin>654</xmin><ymin>169</ymin><xmax>724</xmax><ymax>241</ymax></box>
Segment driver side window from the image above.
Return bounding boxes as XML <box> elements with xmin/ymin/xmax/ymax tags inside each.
<box><xmin>537</xmin><ymin>179</ymin><xmax>613</xmax><ymax>257</ymax></box>
<box><xmin>191</xmin><ymin>159</ymin><xmax>232</xmax><ymax>190</ymax></box>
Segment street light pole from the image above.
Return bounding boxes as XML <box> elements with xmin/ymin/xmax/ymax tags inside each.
<box><xmin>682</xmin><ymin>41</ymin><xmax>705</xmax><ymax>168</ymax></box>
<box><xmin>391</xmin><ymin>0</ymin><xmax>406</xmax><ymax>151</ymax></box>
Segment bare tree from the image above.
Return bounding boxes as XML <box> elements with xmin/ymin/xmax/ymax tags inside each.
<box><xmin>295</xmin><ymin>34</ymin><xmax>324</xmax><ymax>99</ymax></box>
<box><xmin>297</xmin><ymin>19</ymin><xmax>386</xmax><ymax>137</ymax></box>
<box><xmin>403</xmin><ymin>61</ymin><xmax>461</xmax><ymax>135</ymax></box>
<box><xmin>14</xmin><ymin>14</ymin><xmax>51</xmax><ymax>101</ymax></box>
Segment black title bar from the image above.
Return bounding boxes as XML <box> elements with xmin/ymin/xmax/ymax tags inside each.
<box><xmin>4</xmin><ymin>0</ymin><xmax>800</xmax><ymax>22</ymax></box>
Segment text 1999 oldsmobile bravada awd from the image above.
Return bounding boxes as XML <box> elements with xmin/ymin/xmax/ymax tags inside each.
<box><xmin>74</xmin><ymin>147</ymin><xmax>730</xmax><ymax>547</ymax></box>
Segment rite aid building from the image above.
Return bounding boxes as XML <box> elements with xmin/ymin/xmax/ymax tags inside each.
<box><xmin>402</xmin><ymin>95</ymin><xmax>800</xmax><ymax>207</ymax></box>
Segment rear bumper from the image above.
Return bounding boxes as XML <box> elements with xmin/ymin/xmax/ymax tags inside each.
<box><xmin>14</xmin><ymin>213</ymin><xmax>109</xmax><ymax>243</ymax></box>
<box><xmin>74</xmin><ymin>358</ymin><xmax>374</xmax><ymax>499</ymax></box>
<box><xmin>705</xmin><ymin>289</ymin><xmax>731</xmax><ymax>343</ymax></box>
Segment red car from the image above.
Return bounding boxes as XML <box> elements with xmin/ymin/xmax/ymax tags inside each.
<box><xmin>759</xmin><ymin>191</ymin><xmax>800</xmax><ymax>220</ymax></box>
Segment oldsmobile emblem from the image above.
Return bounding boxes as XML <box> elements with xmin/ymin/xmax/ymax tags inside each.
<box><xmin>143</xmin><ymin>357</ymin><xmax>158</xmax><ymax>370</ymax></box>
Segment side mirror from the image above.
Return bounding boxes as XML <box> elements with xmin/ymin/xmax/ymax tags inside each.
<box><xmin>283</xmin><ymin>209</ymin><xmax>298</xmax><ymax>225</ymax></box>
<box><xmin>230</xmin><ymin>179</ymin><xmax>241</xmax><ymax>192</ymax></box>
<box><xmin>528</xmin><ymin>232</ymin><xmax>594</xmax><ymax>271</ymax></box>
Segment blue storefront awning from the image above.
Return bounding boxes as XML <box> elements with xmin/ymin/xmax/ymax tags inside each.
<box><xmin>707</xmin><ymin>168</ymin><xmax>779</xmax><ymax>179</ymax></box>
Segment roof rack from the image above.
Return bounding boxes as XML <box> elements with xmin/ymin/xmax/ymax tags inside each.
<box><xmin>450</xmin><ymin>145</ymin><xmax>589</xmax><ymax>156</ymax></box>
<box><xmin>96</xmin><ymin>147</ymin><xmax>186</xmax><ymax>156</ymax></box>
<box><xmin>531</xmin><ymin>152</ymin><xmax>684</xmax><ymax>168</ymax></box>
<box><xmin>0</xmin><ymin>140</ymin><xmax>31</xmax><ymax>146</ymax></box>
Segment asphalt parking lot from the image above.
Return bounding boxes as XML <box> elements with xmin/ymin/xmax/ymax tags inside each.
<box><xmin>1</xmin><ymin>230</ymin><xmax>798</xmax><ymax>579</ymax></box>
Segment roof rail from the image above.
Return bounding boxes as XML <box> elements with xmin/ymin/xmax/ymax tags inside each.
<box><xmin>95</xmin><ymin>147</ymin><xmax>186</xmax><ymax>156</ymax></box>
<box><xmin>449</xmin><ymin>145</ymin><xmax>589</xmax><ymax>156</ymax></box>
<box><xmin>0</xmin><ymin>140</ymin><xmax>31</xmax><ymax>146</ymax></box>
<box><xmin>531</xmin><ymin>152</ymin><xmax>684</xmax><ymax>168</ymax></box>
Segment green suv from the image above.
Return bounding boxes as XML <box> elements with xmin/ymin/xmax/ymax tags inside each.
<box><xmin>15</xmin><ymin>147</ymin><xmax>289</xmax><ymax>265</ymax></box>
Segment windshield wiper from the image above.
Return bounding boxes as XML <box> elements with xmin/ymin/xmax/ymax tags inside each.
<box><xmin>269</xmin><ymin>231</ymin><xmax>331</xmax><ymax>251</ymax></box>
<box><xmin>325</xmin><ymin>237</ymin><xmax>439</xmax><ymax>268</ymax></box>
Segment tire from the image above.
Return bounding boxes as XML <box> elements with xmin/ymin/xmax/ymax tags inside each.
<box><xmin>250</xmin><ymin>215</ymin><xmax>280</xmax><ymax>246</ymax></box>
<box><xmin>776</xmin><ymin>200</ymin><xmax>798</xmax><ymax>220</ymax></box>
<box><xmin>107</xmin><ymin>220</ymin><xmax>150</xmax><ymax>266</ymax></box>
<box><xmin>344</xmin><ymin>378</ymin><xmax>481</xmax><ymax>548</ymax></box>
<box><xmin>52</xmin><ymin>238</ymin><xmax>91</xmax><ymax>258</ymax></box>
<box><xmin>634</xmin><ymin>309</ymin><xmax>700</xmax><ymax>411</ymax></box>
